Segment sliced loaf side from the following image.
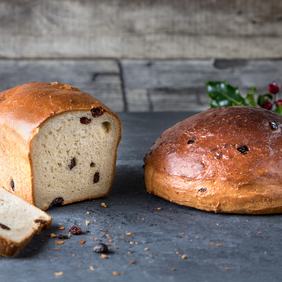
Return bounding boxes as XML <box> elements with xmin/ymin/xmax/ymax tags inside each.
<box><xmin>31</xmin><ymin>110</ymin><xmax>120</xmax><ymax>210</ymax></box>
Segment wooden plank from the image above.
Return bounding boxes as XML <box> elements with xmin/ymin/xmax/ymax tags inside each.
<box><xmin>122</xmin><ymin>59</ymin><xmax>282</xmax><ymax>112</ymax></box>
<box><xmin>0</xmin><ymin>0</ymin><xmax>282</xmax><ymax>59</ymax></box>
<box><xmin>0</xmin><ymin>59</ymin><xmax>124</xmax><ymax>111</ymax></box>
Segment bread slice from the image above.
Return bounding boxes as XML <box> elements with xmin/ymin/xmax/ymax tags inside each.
<box><xmin>0</xmin><ymin>82</ymin><xmax>121</xmax><ymax>210</ymax></box>
<box><xmin>0</xmin><ymin>187</ymin><xmax>51</xmax><ymax>256</ymax></box>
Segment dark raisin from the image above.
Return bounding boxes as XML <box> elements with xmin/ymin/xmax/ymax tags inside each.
<box><xmin>237</xmin><ymin>145</ymin><xmax>249</xmax><ymax>154</ymax></box>
<box><xmin>57</xmin><ymin>234</ymin><xmax>71</xmax><ymax>239</ymax></box>
<box><xmin>93</xmin><ymin>243</ymin><xmax>109</xmax><ymax>254</ymax></box>
<box><xmin>93</xmin><ymin>172</ymin><xmax>100</xmax><ymax>183</ymax></box>
<box><xmin>80</xmin><ymin>117</ymin><xmax>92</xmax><ymax>124</ymax></box>
<box><xmin>91</xmin><ymin>107</ymin><xmax>105</xmax><ymax>118</ymax></box>
<box><xmin>0</xmin><ymin>223</ymin><xmax>10</xmax><ymax>230</ymax></box>
<box><xmin>34</xmin><ymin>219</ymin><xmax>47</xmax><ymax>224</ymax></box>
<box><xmin>68</xmin><ymin>157</ymin><xmax>76</xmax><ymax>170</ymax></box>
<box><xmin>49</xmin><ymin>197</ymin><xmax>64</xmax><ymax>208</ymax></box>
<box><xmin>198</xmin><ymin>187</ymin><xmax>207</xmax><ymax>193</ymax></box>
<box><xmin>69</xmin><ymin>225</ymin><xmax>82</xmax><ymax>235</ymax></box>
<box><xmin>215</xmin><ymin>152</ymin><xmax>223</xmax><ymax>159</ymax></box>
<box><xmin>269</xmin><ymin>121</ymin><xmax>279</xmax><ymax>130</ymax></box>
<box><xmin>187</xmin><ymin>139</ymin><xmax>195</xmax><ymax>144</ymax></box>
<box><xmin>90</xmin><ymin>162</ymin><xmax>96</xmax><ymax>167</ymax></box>
<box><xmin>10</xmin><ymin>178</ymin><xmax>15</xmax><ymax>191</ymax></box>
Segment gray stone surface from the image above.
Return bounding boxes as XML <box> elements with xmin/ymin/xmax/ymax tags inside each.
<box><xmin>0</xmin><ymin>0</ymin><xmax>282</xmax><ymax>59</ymax></box>
<box><xmin>1</xmin><ymin>112</ymin><xmax>281</xmax><ymax>282</ymax></box>
<box><xmin>1</xmin><ymin>59</ymin><xmax>282</xmax><ymax>112</ymax></box>
<box><xmin>0</xmin><ymin>59</ymin><xmax>124</xmax><ymax>111</ymax></box>
<box><xmin>122</xmin><ymin>59</ymin><xmax>282</xmax><ymax>112</ymax></box>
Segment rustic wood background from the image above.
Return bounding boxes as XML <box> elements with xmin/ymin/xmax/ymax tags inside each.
<box><xmin>0</xmin><ymin>0</ymin><xmax>281</xmax><ymax>111</ymax></box>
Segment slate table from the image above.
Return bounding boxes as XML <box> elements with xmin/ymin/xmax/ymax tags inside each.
<box><xmin>1</xmin><ymin>112</ymin><xmax>282</xmax><ymax>282</ymax></box>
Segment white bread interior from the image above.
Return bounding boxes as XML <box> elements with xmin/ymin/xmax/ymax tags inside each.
<box><xmin>31</xmin><ymin>111</ymin><xmax>120</xmax><ymax>210</ymax></box>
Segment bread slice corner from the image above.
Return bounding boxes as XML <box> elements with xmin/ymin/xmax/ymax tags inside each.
<box><xmin>0</xmin><ymin>187</ymin><xmax>51</xmax><ymax>256</ymax></box>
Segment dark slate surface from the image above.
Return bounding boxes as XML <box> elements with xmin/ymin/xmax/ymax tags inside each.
<box><xmin>1</xmin><ymin>112</ymin><xmax>282</xmax><ymax>282</ymax></box>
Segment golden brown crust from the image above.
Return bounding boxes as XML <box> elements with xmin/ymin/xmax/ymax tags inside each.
<box><xmin>0</xmin><ymin>82</ymin><xmax>121</xmax><ymax>206</ymax></box>
<box><xmin>144</xmin><ymin>107</ymin><xmax>282</xmax><ymax>214</ymax></box>
<box><xmin>0</xmin><ymin>82</ymin><xmax>119</xmax><ymax>142</ymax></box>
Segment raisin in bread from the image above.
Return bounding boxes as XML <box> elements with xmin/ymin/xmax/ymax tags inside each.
<box><xmin>0</xmin><ymin>82</ymin><xmax>121</xmax><ymax>210</ymax></box>
<box><xmin>0</xmin><ymin>187</ymin><xmax>51</xmax><ymax>256</ymax></box>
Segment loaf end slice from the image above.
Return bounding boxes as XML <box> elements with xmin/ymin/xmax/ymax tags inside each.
<box><xmin>0</xmin><ymin>188</ymin><xmax>51</xmax><ymax>256</ymax></box>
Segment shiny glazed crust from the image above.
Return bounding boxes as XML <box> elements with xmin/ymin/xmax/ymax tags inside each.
<box><xmin>0</xmin><ymin>82</ymin><xmax>121</xmax><ymax>206</ymax></box>
<box><xmin>144</xmin><ymin>107</ymin><xmax>282</xmax><ymax>214</ymax></box>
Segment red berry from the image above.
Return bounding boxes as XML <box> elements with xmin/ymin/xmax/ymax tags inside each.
<box><xmin>261</xmin><ymin>100</ymin><xmax>273</xmax><ymax>110</ymax></box>
<box><xmin>275</xmin><ymin>99</ymin><xmax>282</xmax><ymax>106</ymax></box>
<box><xmin>69</xmin><ymin>225</ymin><xmax>82</xmax><ymax>235</ymax></box>
<box><xmin>268</xmin><ymin>82</ymin><xmax>280</xmax><ymax>94</ymax></box>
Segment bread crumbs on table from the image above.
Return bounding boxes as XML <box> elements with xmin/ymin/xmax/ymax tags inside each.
<box><xmin>181</xmin><ymin>254</ymin><xmax>188</xmax><ymax>260</ymax></box>
<box><xmin>100</xmin><ymin>254</ymin><xmax>109</xmax><ymax>259</ymax></box>
<box><xmin>53</xmin><ymin>271</ymin><xmax>64</xmax><ymax>277</ymax></box>
<box><xmin>128</xmin><ymin>260</ymin><xmax>137</xmax><ymax>265</ymax></box>
<box><xmin>58</xmin><ymin>226</ymin><xmax>65</xmax><ymax>230</ymax></box>
<box><xmin>89</xmin><ymin>266</ymin><xmax>95</xmax><ymax>272</ymax></box>
<box><xmin>144</xmin><ymin>247</ymin><xmax>149</xmax><ymax>251</ymax></box>
<box><xmin>100</xmin><ymin>202</ymin><xmax>108</xmax><ymax>208</ymax></box>
<box><xmin>49</xmin><ymin>233</ymin><xmax>57</xmax><ymax>238</ymax></box>
<box><xmin>80</xmin><ymin>240</ymin><xmax>86</xmax><ymax>245</ymax></box>
<box><xmin>55</xmin><ymin>240</ymin><xmax>65</xmax><ymax>245</ymax></box>
<box><xmin>85</xmin><ymin>220</ymin><xmax>91</xmax><ymax>226</ymax></box>
<box><xmin>155</xmin><ymin>207</ymin><xmax>162</xmax><ymax>211</ymax></box>
<box><xmin>126</xmin><ymin>232</ymin><xmax>133</xmax><ymax>236</ymax></box>
<box><xmin>208</xmin><ymin>241</ymin><xmax>224</xmax><ymax>248</ymax></box>
<box><xmin>112</xmin><ymin>271</ymin><xmax>121</xmax><ymax>276</ymax></box>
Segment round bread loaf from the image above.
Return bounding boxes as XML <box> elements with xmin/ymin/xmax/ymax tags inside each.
<box><xmin>144</xmin><ymin>107</ymin><xmax>282</xmax><ymax>214</ymax></box>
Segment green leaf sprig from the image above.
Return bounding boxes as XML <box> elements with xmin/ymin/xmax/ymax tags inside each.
<box><xmin>206</xmin><ymin>81</ymin><xmax>282</xmax><ymax>115</ymax></box>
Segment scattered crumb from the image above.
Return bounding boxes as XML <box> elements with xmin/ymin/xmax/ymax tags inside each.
<box><xmin>50</xmin><ymin>81</ymin><xmax>59</xmax><ymax>86</ymax></box>
<box><xmin>155</xmin><ymin>207</ymin><xmax>162</xmax><ymax>211</ymax></box>
<box><xmin>181</xmin><ymin>254</ymin><xmax>188</xmax><ymax>260</ymax></box>
<box><xmin>128</xmin><ymin>260</ymin><xmax>137</xmax><ymax>265</ymax></box>
<box><xmin>100</xmin><ymin>254</ymin><xmax>109</xmax><ymax>259</ymax></box>
<box><xmin>112</xmin><ymin>271</ymin><xmax>121</xmax><ymax>276</ymax></box>
<box><xmin>53</xmin><ymin>271</ymin><xmax>64</xmax><ymax>277</ymax></box>
<box><xmin>50</xmin><ymin>248</ymin><xmax>61</xmax><ymax>251</ymax></box>
<box><xmin>126</xmin><ymin>232</ymin><xmax>133</xmax><ymax>237</ymax></box>
<box><xmin>208</xmin><ymin>241</ymin><xmax>224</xmax><ymax>248</ymax></box>
<box><xmin>100</xmin><ymin>202</ymin><xmax>108</xmax><ymax>208</ymax></box>
<box><xmin>58</xmin><ymin>226</ymin><xmax>65</xmax><ymax>231</ymax></box>
<box><xmin>129</xmin><ymin>241</ymin><xmax>134</xmax><ymax>245</ymax></box>
<box><xmin>144</xmin><ymin>247</ymin><xmax>149</xmax><ymax>251</ymax></box>
<box><xmin>49</xmin><ymin>233</ymin><xmax>57</xmax><ymax>238</ymax></box>
<box><xmin>80</xmin><ymin>240</ymin><xmax>86</xmax><ymax>245</ymax></box>
<box><xmin>171</xmin><ymin>267</ymin><xmax>176</xmax><ymax>272</ymax></box>
<box><xmin>55</xmin><ymin>240</ymin><xmax>65</xmax><ymax>246</ymax></box>
<box><xmin>86</xmin><ymin>211</ymin><xmax>91</xmax><ymax>215</ymax></box>
<box><xmin>85</xmin><ymin>220</ymin><xmax>91</xmax><ymax>226</ymax></box>
<box><xmin>127</xmin><ymin>251</ymin><xmax>132</xmax><ymax>255</ymax></box>
<box><xmin>89</xmin><ymin>265</ymin><xmax>95</xmax><ymax>272</ymax></box>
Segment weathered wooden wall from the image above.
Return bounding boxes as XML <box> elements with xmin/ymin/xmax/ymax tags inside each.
<box><xmin>0</xmin><ymin>59</ymin><xmax>281</xmax><ymax>112</ymax></box>
<box><xmin>0</xmin><ymin>0</ymin><xmax>281</xmax><ymax>59</ymax></box>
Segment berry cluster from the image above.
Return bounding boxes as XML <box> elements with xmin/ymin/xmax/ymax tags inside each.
<box><xmin>260</xmin><ymin>82</ymin><xmax>282</xmax><ymax>113</ymax></box>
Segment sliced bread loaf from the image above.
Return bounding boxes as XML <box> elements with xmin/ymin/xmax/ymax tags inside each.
<box><xmin>0</xmin><ymin>187</ymin><xmax>51</xmax><ymax>256</ymax></box>
<box><xmin>0</xmin><ymin>82</ymin><xmax>121</xmax><ymax>210</ymax></box>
